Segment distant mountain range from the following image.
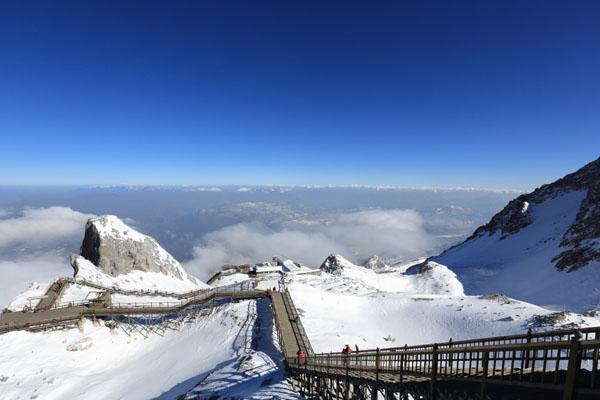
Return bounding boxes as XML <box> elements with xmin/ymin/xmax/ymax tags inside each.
<box><xmin>433</xmin><ymin>156</ymin><xmax>600</xmax><ymax>312</ymax></box>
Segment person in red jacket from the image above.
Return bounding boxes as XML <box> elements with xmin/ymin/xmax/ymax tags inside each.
<box><xmin>342</xmin><ymin>344</ymin><xmax>353</xmax><ymax>355</ymax></box>
<box><xmin>296</xmin><ymin>349</ymin><xmax>306</xmax><ymax>365</ymax></box>
<box><xmin>341</xmin><ymin>344</ymin><xmax>353</xmax><ymax>365</ymax></box>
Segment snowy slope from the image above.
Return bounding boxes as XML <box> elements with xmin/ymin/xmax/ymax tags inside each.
<box><xmin>433</xmin><ymin>157</ymin><xmax>600</xmax><ymax>312</ymax></box>
<box><xmin>181</xmin><ymin>299</ymin><xmax>300</xmax><ymax>399</ymax></box>
<box><xmin>0</xmin><ymin>301</ymin><xmax>258</xmax><ymax>400</ymax></box>
<box><xmin>318</xmin><ymin>254</ymin><xmax>463</xmax><ymax>295</ymax></box>
<box><xmin>289</xmin><ymin>261</ymin><xmax>600</xmax><ymax>352</ymax></box>
<box><xmin>6</xmin><ymin>282</ymin><xmax>51</xmax><ymax>311</ymax></box>
<box><xmin>2</xmin><ymin>250</ymin><xmax>599</xmax><ymax>400</ymax></box>
<box><xmin>72</xmin><ymin>254</ymin><xmax>206</xmax><ymax>293</ymax></box>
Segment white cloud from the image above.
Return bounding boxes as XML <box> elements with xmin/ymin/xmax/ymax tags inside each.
<box><xmin>0</xmin><ymin>207</ymin><xmax>95</xmax><ymax>248</ymax></box>
<box><xmin>185</xmin><ymin>187</ymin><xmax>223</xmax><ymax>192</ymax></box>
<box><xmin>184</xmin><ymin>209</ymin><xmax>434</xmax><ymax>280</ymax></box>
<box><xmin>0</xmin><ymin>253</ymin><xmax>69</xmax><ymax>308</ymax></box>
<box><xmin>0</xmin><ymin>209</ymin><xmax>11</xmax><ymax>218</ymax></box>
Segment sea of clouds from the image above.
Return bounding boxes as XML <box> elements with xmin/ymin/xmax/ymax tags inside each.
<box><xmin>0</xmin><ymin>207</ymin><xmax>95</xmax><ymax>306</ymax></box>
<box><xmin>183</xmin><ymin>209</ymin><xmax>437</xmax><ymax>280</ymax></box>
<box><xmin>0</xmin><ymin>205</ymin><xmax>445</xmax><ymax>304</ymax></box>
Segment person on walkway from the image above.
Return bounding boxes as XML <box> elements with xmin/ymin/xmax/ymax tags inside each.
<box><xmin>342</xmin><ymin>344</ymin><xmax>353</xmax><ymax>355</ymax></box>
<box><xmin>296</xmin><ymin>349</ymin><xmax>306</xmax><ymax>365</ymax></box>
<box><xmin>341</xmin><ymin>344</ymin><xmax>353</xmax><ymax>365</ymax></box>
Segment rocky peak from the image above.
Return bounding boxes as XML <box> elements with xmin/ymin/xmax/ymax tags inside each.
<box><xmin>468</xmin><ymin>196</ymin><xmax>533</xmax><ymax>239</ymax></box>
<box><xmin>320</xmin><ymin>254</ymin><xmax>354</xmax><ymax>274</ymax></box>
<box><xmin>464</xmin><ymin>156</ymin><xmax>600</xmax><ymax>271</ymax></box>
<box><xmin>363</xmin><ymin>255</ymin><xmax>389</xmax><ymax>271</ymax></box>
<box><xmin>76</xmin><ymin>215</ymin><xmax>192</xmax><ymax>281</ymax></box>
<box><xmin>553</xmin><ymin>182</ymin><xmax>600</xmax><ymax>270</ymax></box>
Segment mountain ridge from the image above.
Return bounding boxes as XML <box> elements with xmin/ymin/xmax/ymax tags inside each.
<box><xmin>432</xmin><ymin>156</ymin><xmax>600</xmax><ymax>311</ymax></box>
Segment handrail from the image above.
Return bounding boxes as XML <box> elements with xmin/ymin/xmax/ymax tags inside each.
<box><xmin>281</xmin><ymin>289</ymin><xmax>314</xmax><ymax>356</ymax></box>
<box><xmin>286</xmin><ymin>333</ymin><xmax>600</xmax><ymax>397</ymax></box>
<box><xmin>0</xmin><ymin>286</ymin><xmax>268</xmax><ymax>333</ymax></box>
<box><xmin>339</xmin><ymin>325</ymin><xmax>600</xmax><ymax>356</ymax></box>
<box><xmin>4</xmin><ymin>277</ymin><xmax>600</xmax><ymax>399</ymax></box>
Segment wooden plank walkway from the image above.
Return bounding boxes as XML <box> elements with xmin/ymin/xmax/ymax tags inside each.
<box><xmin>35</xmin><ymin>279</ymin><xmax>69</xmax><ymax>310</ymax></box>
<box><xmin>3</xmin><ymin>278</ymin><xmax>600</xmax><ymax>399</ymax></box>
<box><xmin>0</xmin><ymin>289</ymin><xmax>266</xmax><ymax>333</ymax></box>
<box><xmin>270</xmin><ymin>291</ymin><xmax>300</xmax><ymax>358</ymax></box>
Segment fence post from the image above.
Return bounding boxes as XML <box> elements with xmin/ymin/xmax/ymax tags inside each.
<box><xmin>430</xmin><ymin>343</ymin><xmax>438</xmax><ymax>400</ymax></box>
<box><xmin>400</xmin><ymin>348</ymin><xmax>404</xmax><ymax>385</ymax></box>
<box><xmin>525</xmin><ymin>328</ymin><xmax>532</xmax><ymax>370</ymax></box>
<box><xmin>563</xmin><ymin>332</ymin><xmax>582</xmax><ymax>400</ymax></box>
<box><xmin>448</xmin><ymin>338</ymin><xmax>453</xmax><ymax>375</ymax></box>
<box><xmin>345</xmin><ymin>352</ymin><xmax>350</xmax><ymax>400</ymax></box>
<box><xmin>375</xmin><ymin>347</ymin><xmax>381</xmax><ymax>392</ymax></box>
<box><xmin>480</xmin><ymin>350</ymin><xmax>489</xmax><ymax>400</ymax></box>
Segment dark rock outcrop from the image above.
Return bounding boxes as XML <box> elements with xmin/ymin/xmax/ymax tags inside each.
<box><xmin>320</xmin><ymin>254</ymin><xmax>351</xmax><ymax>274</ymax></box>
<box><xmin>78</xmin><ymin>215</ymin><xmax>187</xmax><ymax>279</ymax></box>
<box><xmin>453</xmin><ymin>156</ymin><xmax>600</xmax><ymax>271</ymax></box>
<box><xmin>363</xmin><ymin>255</ymin><xmax>389</xmax><ymax>271</ymax></box>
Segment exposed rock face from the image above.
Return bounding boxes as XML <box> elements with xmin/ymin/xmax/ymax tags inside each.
<box><xmin>320</xmin><ymin>254</ymin><xmax>353</xmax><ymax>274</ymax></box>
<box><xmin>468</xmin><ymin>197</ymin><xmax>533</xmax><ymax>239</ymax></box>
<box><xmin>363</xmin><ymin>255</ymin><xmax>389</xmax><ymax>271</ymax></box>
<box><xmin>432</xmin><ymin>157</ymin><xmax>600</xmax><ymax>312</ymax></box>
<box><xmin>78</xmin><ymin>215</ymin><xmax>189</xmax><ymax>280</ymax></box>
<box><xmin>553</xmin><ymin>182</ymin><xmax>600</xmax><ymax>270</ymax></box>
<box><xmin>458</xmin><ymin>156</ymin><xmax>600</xmax><ymax>271</ymax></box>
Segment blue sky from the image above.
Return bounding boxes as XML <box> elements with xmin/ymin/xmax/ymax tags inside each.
<box><xmin>0</xmin><ymin>1</ymin><xmax>599</xmax><ymax>189</ymax></box>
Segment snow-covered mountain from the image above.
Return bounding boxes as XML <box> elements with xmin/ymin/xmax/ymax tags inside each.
<box><xmin>79</xmin><ymin>216</ymin><xmax>192</xmax><ymax>280</ymax></box>
<box><xmin>73</xmin><ymin>215</ymin><xmax>206</xmax><ymax>291</ymax></box>
<box><xmin>3</xmin><ymin>246</ymin><xmax>600</xmax><ymax>399</ymax></box>
<box><xmin>3</xmin><ymin>204</ymin><xmax>600</xmax><ymax>399</ymax></box>
<box><xmin>6</xmin><ymin>216</ymin><xmax>207</xmax><ymax>312</ymax></box>
<box><xmin>290</xmin><ymin>253</ymin><xmax>599</xmax><ymax>352</ymax></box>
<box><xmin>363</xmin><ymin>255</ymin><xmax>389</xmax><ymax>271</ymax></box>
<box><xmin>319</xmin><ymin>253</ymin><xmax>464</xmax><ymax>296</ymax></box>
<box><xmin>319</xmin><ymin>253</ymin><xmax>354</xmax><ymax>273</ymax></box>
<box><xmin>433</xmin><ymin>156</ymin><xmax>600</xmax><ymax>312</ymax></box>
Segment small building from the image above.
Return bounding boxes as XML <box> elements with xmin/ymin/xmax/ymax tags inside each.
<box><xmin>250</xmin><ymin>263</ymin><xmax>283</xmax><ymax>275</ymax></box>
<box><xmin>238</xmin><ymin>264</ymin><xmax>253</xmax><ymax>274</ymax></box>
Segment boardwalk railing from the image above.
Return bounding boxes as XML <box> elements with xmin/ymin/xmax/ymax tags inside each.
<box><xmin>286</xmin><ymin>329</ymin><xmax>600</xmax><ymax>399</ymax></box>
<box><xmin>0</xmin><ymin>283</ymin><xmax>267</xmax><ymax>333</ymax></box>
<box><xmin>3</xmin><ymin>277</ymin><xmax>600</xmax><ymax>399</ymax></box>
<box><xmin>281</xmin><ymin>289</ymin><xmax>314</xmax><ymax>356</ymax></box>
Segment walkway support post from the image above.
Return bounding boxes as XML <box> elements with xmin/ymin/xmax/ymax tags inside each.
<box><xmin>304</xmin><ymin>355</ymin><xmax>309</xmax><ymax>396</ymax></box>
<box><xmin>447</xmin><ymin>338</ymin><xmax>453</xmax><ymax>375</ymax></box>
<box><xmin>375</xmin><ymin>347</ymin><xmax>381</xmax><ymax>395</ymax></box>
<box><xmin>345</xmin><ymin>351</ymin><xmax>350</xmax><ymax>400</ymax></box>
<box><xmin>480</xmin><ymin>350</ymin><xmax>489</xmax><ymax>400</ymax></box>
<box><xmin>525</xmin><ymin>328</ymin><xmax>533</xmax><ymax>370</ymax></box>
<box><xmin>430</xmin><ymin>343</ymin><xmax>438</xmax><ymax>400</ymax></box>
<box><xmin>563</xmin><ymin>332</ymin><xmax>582</xmax><ymax>400</ymax></box>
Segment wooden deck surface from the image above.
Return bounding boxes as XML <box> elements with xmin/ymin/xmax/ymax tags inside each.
<box><xmin>0</xmin><ymin>290</ymin><xmax>266</xmax><ymax>333</ymax></box>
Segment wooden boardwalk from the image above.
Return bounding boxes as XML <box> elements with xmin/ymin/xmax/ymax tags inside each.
<box><xmin>286</xmin><ymin>329</ymin><xmax>600</xmax><ymax>400</ymax></box>
<box><xmin>270</xmin><ymin>289</ymin><xmax>314</xmax><ymax>358</ymax></box>
<box><xmin>2</xmin><ymin>279</ymin><xmax>600</xmax><ymax>399</ymax></box>
<box><xmin>0</xmin><ymin>288</ymin><xmax>266</xmax><ymax>333</ymax></box>
<box><xmin>34</xmin><ymin>279</ymin><xmax>69</xmax><ymax>310</ymax></box>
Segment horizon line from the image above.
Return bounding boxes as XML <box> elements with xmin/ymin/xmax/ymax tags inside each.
<box><xmin>0</xmin><ymin>183</ymin><xmax>527</xmax><ymax>194</ymax></box>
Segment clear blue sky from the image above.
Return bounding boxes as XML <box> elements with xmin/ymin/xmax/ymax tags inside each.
<box><xmin>0</xmin><ymin>1</ymin><xmax>598</xmax><ymax>189</ymax></box>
